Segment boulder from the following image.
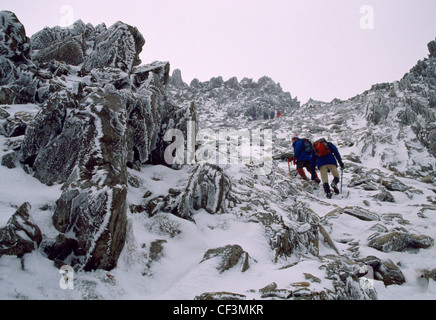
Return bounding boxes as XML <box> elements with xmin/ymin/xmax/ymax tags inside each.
<box><xmin>200</xmin><ymin>244</ymin><xmax>251</xmax><ymax>273</ymax></box>
<box><xmin>30</xmin><ymin>20</ymin><xmax>88</xmax><ymax>50</ymax></box>
<box><xmin>359</xmin><ymin>256</ymin><xmax>406</xmax><ymax>286</ymax></box>
<box><xmin>32</xmin><ymin>38</ymin><xmax>85</xmax><ymax>66</ymax></box>
<box><xmin>260</xmin><ymin>288</ymin><xmax>293</xmax><ymax>299</ymax></box>
<box><xmin>168</xmin><ymin>69</ymin><xmax>186</xmax><ymax>88</ymax></box>
<box><xmin>0</xmin><ymin>203</ymin><xmax>42</xmax><ymax>257</ymax></box>
<box><xmin>369</xmin><ymin>231</ymin><xmax>434</xmax><ymax>253</ymax></box>
<box><xmin>0</xmin><ymin>86</ymin><xmax>17</xmax><ymax>104</ymax></box>
<box><xmin>0</xmin><ymin>107</ymin><xmax>10</xmax><ymax>119</ymax></box>
<box><xmin>421</xmin><ymin>268</ymin><xmax>436</xmax><ymax>281</ymax></box>
<box><xmin>428</xmin><ymin>39</ymin><xmax>436</xmax><ymax>58</ymax></box>
<box><xmin>373</xmin><ymin>189</ymin><xmax>395</xmax><ymax>203</ymax></box>
<box><xmin>380</xmin><ymin>177</ymin><xmax>408</xmax><ymax>192</ymax></box>
<box><xmin>0</xmin><ymin>11</ymin><xmax>31</xmax><ymax>64</ymax></box>
<box><xmin>1</xmin><ymin>117</ymin><xmax>27</xmax><ymax>137</ymax></box>
<box><xmin>343</xmin><ymin>206</ymin><xmax>380</xmax><ymax>221</ymax></box>
<box><xmin>132</xmin><ymin>61</ymin><xmax>170</xmax><ymax>88</ymax></box>
<box><xmin>1</xmin><ymin>151</ymin><xmax>17</xmax><ymax>168</ymax></box>
<box><xmin>177</xmin><ymin>164</ymin><xmax>232</xmax><ymax>219</ymax></box>
<box><xmin>320</xmin><ymin>256</ymin><xmax>378</xmax><ymax>300</ymax></box>
<box><xmin>41</xmin><ymin>233</ymin><xmax>79</xmax><ymax>267</ymax></box>
<box><xmin>81</xmin><ymin>21</ymin><xmax>145</xmax><ymax>74</ymax></box>
<box><xmin>250</xmin><ymin>202</ymin><xmax>319</xmax><ymax>262</ymax></box>
<box><xmin>90</xmin><ymin>67</ymin><xmax>131</xmax><ymax>90</ymax></box>
<box><xmin>20</xmin><ymin>91</ymin><xmax>81</xmax><ymax>185</ymax></box>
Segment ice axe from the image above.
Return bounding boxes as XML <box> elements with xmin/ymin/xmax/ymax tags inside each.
<box><xmin>287</xmin><ymin>157</ymin><xmax>296</xmax><ymax>177</ymax></box>
<box><xmin>341</xmin><ymin>167</ymin><xmax>344</xmax><ymax>193</ymax></box>
<box><xmin>287</xmin><ymin>158</ymin><xmax>292</xmax><ymax>176</ymax></box>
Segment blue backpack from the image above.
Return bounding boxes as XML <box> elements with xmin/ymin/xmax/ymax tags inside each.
<box><xmin>302</xmin><ymin>138</ymin><xmax>313</xmax><ymax>154</ymax></box>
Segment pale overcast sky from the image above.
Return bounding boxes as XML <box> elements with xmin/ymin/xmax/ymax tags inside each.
<box><xmin>2</xmin><ymin>0</ymin><xmax>436</xmax><ymax>103</ymax></box>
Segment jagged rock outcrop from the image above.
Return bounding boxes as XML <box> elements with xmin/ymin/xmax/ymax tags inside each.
<box><xmin>167</xmin><ymin>69</ymin><xmax>300</xmax><ymax>122</ymax></box>
<box><xmin>0</xmin><ymin>11</ymin><xmax>193</xmax><ymax>271</ymax></box>
<box><xmin>30</xmin><ymin>19</ymin><xmax>145</xmax><ymax>74</ymax></box>
<box><xmin>142</xmin><ymin>164</ymin><xmax>234</xmax><ymax>220</ymax></box>
<box><xmin>0</xmin><ymin>11</ymin><xmax>34</xmax><ymax>104</ymax></box>
<box><xmin>0</xmin><ymin>203</ymin><xmax>42</xmax><ymax>258</ymax></box>
<box><xmin>80</xmin><ymin>22</ymin><xmax>145</xmax><ymax>74</ymax></box>
<box><xmin>178</xmin><ymin>164</ymin><xmax>232</xmax><ymax>219</ymax></box>
<box><xmin>0</xmin><ymin>11</ymin><xmax>31</xmax><ymax>64</ymax></box>
<box><xmin>428</xmin><ymin>39</ymin><xmax>436</xmax><ymax>58</ymax></box>
<box><xmin>249</xmin><ymin>201</ymin><xmax>320</xmax><ymax>262</ymax></box>
<box><xmin>46</xmin><ymin>90</ymin><xmax>129</xmax><ymax>271</ymax></box>
<box><xmin>32</xmin><ymin>38</ymin><xmax>85</xmax><ymax>66</ymax></box>
<box><xmin>319</xmin><ymin>256</ymin><xmax>378</xmax><ymax>300</ymax></box>
<box><xmin>168</xmin><ymin>69</ymin><xmax>186</xmax><ymax>88</ymax></box>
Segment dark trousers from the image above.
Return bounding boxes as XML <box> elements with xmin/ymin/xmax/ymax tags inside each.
<box><xmin>296</xmin><ymin>160</ymin><xmax>318</xmax><ymax>180</ymax></box>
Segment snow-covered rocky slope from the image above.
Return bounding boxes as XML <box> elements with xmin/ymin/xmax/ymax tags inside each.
<box><xmin>0</xmin><ymin>11</ymin><xmax>435</xmax><ymax>300</ymax></box>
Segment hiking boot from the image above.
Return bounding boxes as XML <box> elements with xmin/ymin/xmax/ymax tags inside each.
<box><xmin>323</xmin><ymin>183</ymin><xmax>332</xmax><ymax>198</ymax></box>
<box><xmin>331</xmin><ymin>177</ymin><xmax>340</xmax><ymax>195</ymax></box>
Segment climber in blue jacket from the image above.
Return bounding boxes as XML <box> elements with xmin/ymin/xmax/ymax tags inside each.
<box><xmin>310</xmin><ymin>139</ymin><xmax>344</xmax><ymax>199</ymax></box>
<box><xmin>291</xmin><ymin>137</ymin><xmax>319</xmax><ymax>182</ymax></box>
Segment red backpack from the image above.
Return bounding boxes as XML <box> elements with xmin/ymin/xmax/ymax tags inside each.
<box><xmin>313</xmin><ymin>138</ymin><xmax>331</xmax><ymax>157</ymax></box>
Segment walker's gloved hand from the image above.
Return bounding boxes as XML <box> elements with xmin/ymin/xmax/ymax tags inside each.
<box><xmin>339</xmin><ymin>161</ymin><xmax>345</xmax><ymax>169</ymax></box>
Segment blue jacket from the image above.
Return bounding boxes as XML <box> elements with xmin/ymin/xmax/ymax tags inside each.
<box><xmin>292</xmin><ymin>139</ymin><xmax>311</xmax><ymax>162</ymax></box>
<box><xmin>310</xmin><ymin>142</ymin><xmax>343</xmax><ymax>171</ymax></box>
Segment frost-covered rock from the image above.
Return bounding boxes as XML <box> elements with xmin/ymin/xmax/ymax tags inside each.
<box><xmin>6</xmin><ymin>11</ymin><xmax>193</xmax><ymax>272</ymax></box>
<box><xmin>178</xmin><ymin>164</ymin><xmax>232</xmax><ymax>219</ymax></box>
<box><xmin>1</xmin><ymin>117</ymin><xmax>27</xmax><ymax>137</ymax></box>
<box><xmin>0</xmin><ymin>203</ymin><xmax>42</xmax><ymax>258</ymax></box>
<box><xmin>342</xmin><ymin>206</ymin><xmax>380</xmax><ymax>221</ymax></box>
<box><xmin>427</xmin><ymin>39</ymin><xmax>436</xmax><ymax>58</ymax></box>
<box><xmin>21</xmin><ymin>91</ymin><xmax>82</xmax><ymax>185</ymax></box>
<box><xmin>320</xmin><ymin>256</ymin><xmax>378</xmax><ymax>300</ymax></box>
<box><xmin>200</xmin><ymin>244</ymin><xmax>251</xmax><ymax>273</ymax></box>
<box><xmin>142</xmin><ymin>164</ymin><xmax>233</xmax><ymax>220</ymax></box>
<box><xmin>1</xmin><ymin>151</ymin><xmax>17</xmax><ymax>169</ymax></box>
<box><xmin>168</xmin><ymin>69</ymin><xmax>186</xmax><ymax>88</ymax></box>
<box><xmin>167</xmin><ymin>69</ymin><xmax>299</xmax><ymax>122</ymax></box>
<box><xmin>32</xmin><ymin>38</ymin><xmax>85</xmax><ymax>66</ymax></box>
<box><xmin>250</xmin><ymin>201</ymin><xmax>320</xmax><ymax>262</ymax></box>
<box><xmin>195</xmin><ymin>292</ymin><xmax>247</xmax><ymax>300</ymax></box>
<box><xmin>0</xmin><ymin>11</ymin><xmax>34</xmax><ymax>103</ymax></box>
<box><xmin>0</xmin><ymin>11</ymin><xmax>31</xmax><ymax>64</ymax></box>
<box><xmin>30</xmin><ymin>18</ymin><xmax>144</xmax><ymax>75</ymax></box>
<box><xmin>81</xmin><ymin>21</ymin><xmax>145</xmax><ymax>74</ymax></box>
<box><xmin>368</xmin><ymin>231</ymin><xmax>434</xmax><ymax>253</ymax></box>
<box><xmin>50</xmin><ymin>90</ymin><xmax>129</xmax><ymax>271</ymax></box>
<box><xmin>30</xmin><ymin>20</ymin><xmax>88</xmax><ymax>51</ymax></box>
<box><xmin>359</xmin><ymin>256</ymin><xmax>406</xmax><ymax>286</ymax></box>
